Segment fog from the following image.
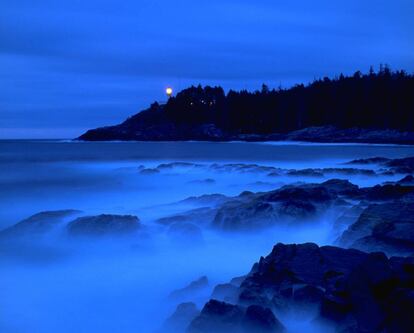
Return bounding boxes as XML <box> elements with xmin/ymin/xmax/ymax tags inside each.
<box><xmin>1</xmin><ymin>141</ymin><xmax>414</xmax><ymax>333</ymax></box>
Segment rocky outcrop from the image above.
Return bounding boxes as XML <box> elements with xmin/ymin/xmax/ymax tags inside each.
<box><xmin>161</xmin><ymin>302</ymin><xmax>200</xmax><ymax>333</ymax></box>
<box><xmin>169</xmin><ymin>276</ymin><xmax>209</xmax><ymax>301</ymax></box>
<box><xmin>66</xmin><ymin>214</ymin><xmax>140</xmax><ymax>237</ymax></box>
<box><xmin>212</xmin><ymin>180</ymin><xmax>356</xmax><ymax>230</ymax></box>
<box><xmin>338</xmin><ymin>200</ymin><xmax>414</xmax><ymax>256</ymax></box>
<box><xmin>165</xmin><ymin>243</ymin><xmax>414</xmax><ymax>333</ymax></box>
<box><xmin>187</xmin><ymin>300</ymin><xmax>284</xmax><ymax>333</ymax></box>
<box><xmin>0</xmin><ymin>210</ymin><xmax>81</xmax><ymax>240</ymax></box>
<box><xmin>185</xmin><ymin>243</ymin><xmax>414</xmax><ymax>333</ymax></box>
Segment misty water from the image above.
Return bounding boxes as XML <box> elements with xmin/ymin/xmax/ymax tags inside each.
<box><xmin>1</xmin><ymin>140</ymin><xmax>414</xmax><ymax>333</ymax></box>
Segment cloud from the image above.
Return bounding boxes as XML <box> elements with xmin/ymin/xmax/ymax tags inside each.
<box><xmin>1</xmin><ymin>0</ymin><xmax>413</xmax><ymax>137</ymax></box>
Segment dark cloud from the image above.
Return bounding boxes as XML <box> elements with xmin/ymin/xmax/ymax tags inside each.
<box><xmin>1</xmin><ymin>0</ymin><xmax>413</xmax><ymax>138</ymax></box>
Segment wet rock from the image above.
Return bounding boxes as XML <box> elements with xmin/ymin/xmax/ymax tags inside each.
<box><xmin>167</xmin><ymin>223</ymin><xmax>204</xmax><ymax>243</ymax></box>
<box><xmin>169</xmin><ymin>276</ymin><xmax>209</xmax><ymax>301</ymax></box>
<box><xmin>162</xmin><ymin>302</ymin><xmax>200</xmax><ymax>333</ymax></box>
<box><xmin>187</xmin><ymin>178</ymin><xmax>215</xmax><ymax>185</ymax></box>
<box><xmin>385</xmin><ymin>157</ymin><xmax>414</xmax><ymax>174</ymax></box>
<box><xmin>287</xmin><ymin>169</ymin><xmax>324</xmax><ymax>177</ymax></box>
<box><xmin>338</xmin><ymin>200</ymin><xmax>414</xmax><ymax>255</ymax></box>
<box><xmin>187</xmin><ymin>300</ymin><xmax>245</xmax><ymax>333</ymax></box>
<box><xmin>188</xmin><ymin>300</ymin><xmax>284</xmax><ymax>333</ymax></box>
<box><xmin>139</xmin><ymin>168</ymin><xmax>160</xmax><ymax>175</ymax></box>
<box><xmin>66</xmin><ymin>214</ymin><xmax>140</xmax><ymax>236</ymax></box>
<box><xmin>213</xmin><ymin>182</ymin><xmax>340</xmax><ymax>230</ymax></box>
<box><xmin>243</xmin><ymin>305</ymin><xmax>285</xmax><ymax>333</ymax></box>
<box><xmin>293</xmin><ymin>285</ymin><xmax>324</xmax><ymax>304</ymax></box>
<box><xmin>157</xmin><ymin>162</ymin><xmax>203</xmax><ymax>170</ymax></box>
<box><xmin>156</xmin><ymin>207</ymin><xmax>216</xmax><ymax>227</ymax></box>
<box><xmin>211</xmin><ymin>283</ymin><xmax>240</xmax><ymax>303</ymax></box>
<box><xmin>362</xmin><ymin>184</ymin><xmax>414</xmax><ymax>201</ymax></box>
<box><xmin>0</xmin><ymin>210</ymin><xmax>82</xmax><ymax>239</ymax></box>
<box><xmin>345</xmin><ymin>157</ymin><xmax>391</xmax><ymax>165</ymax></box>
<box><xmin>179</xmin><ymin>193</ymin><xmax>230</xmax><ymax>206</ymax></box>
<box><xmin>397</xmin><ymin>175</ymin><xmax>414</xmax><ymax>185</ymax></box>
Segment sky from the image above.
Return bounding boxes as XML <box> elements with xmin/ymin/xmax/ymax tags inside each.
<box><xmin>1</xmin><ymin>0</ymin><xmax>413</xmax><ymax>138</ymax></box>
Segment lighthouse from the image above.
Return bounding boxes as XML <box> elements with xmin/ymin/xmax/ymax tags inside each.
<box><xmin>166</xmin><ymin>87</ymin><xmax>173</xmax><ymax>98</ymax></box>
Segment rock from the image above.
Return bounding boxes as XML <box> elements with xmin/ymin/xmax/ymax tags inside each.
<box><xmin>139</xmin><ymin>168</ymin><xmax>160</xmax><ymax>175</ymax></box>
<box><xmin>188</xmin><ymin>178</ymin><xmax>216</xmax><ymax>184</ymax></box>
<box><xmin>188</xmin><ymin>300</ymin><xmax>284</xmax><ymax>333</ymax></box>
<box><xmin>66</xmin><ymin>214</ymin><xmax>140</xmax><ymax>237</ymax></box>
<box><xmin>293</xmin><ymin>285</ymin><xmax>324</xmax><ymax>304</ymax></box>
<box><xmin>167</xmin><ymin>223</ymin><xmax>204</xmax><ymax>243</ymax></box>
<box><xmin>161</xmin><ymin>302</ymin><xmax>200</xmax><ymax>333</ymax></box>
<box><xmin>179</xmin><ymin>194</ymin><xmax>230</xmax><ymax>206</ymax></box>
<box><xmin>385</xmin><ymin>157</ymin><xmax>414</xmax><ymax>174</ymax></box>
<box><xmin>169</xmin><ymin>276</ymin><xmax>209</xmax><ymax>301</ymax></box>
<box><xmin>287</xmin><ymin>169</ymin><xmax>324</xmax><ymax>177</ymax></box>
<box><xmin>0</xmin><ymin>210</ymin><xmax>82</xmax><ymax>239</ymax></box>
<box><xmin>156</xmin><ymin>207</ymin><xmax>216</xmax><ymax>227</ymax></box>
<box><xmin>211</xmin><ymin>283</ymin><xmax>240</xmax><ymax>303</ymax></box>
<box><xmin>187</xmin><ymin>300</ymin><xmax>245</xmax><ymax>333</ymax></box>
<box><xmin>338</xmin><ymin>200</ymin><xmax>414</xmax><ymax>255</ymax></box>
<box><xmin>213</xmin><ymin>183</ymin><xmax>339</xmax><ymax>230</ymax></box>
<box><xmin>243</xmin><ymin>305</ymin><xmax>285</xmax><ymax>333</ymax></box>
<box><xmin>362</xmin><ymin>184</ymin><xmax>414</xmax><ymax>201</ymax></box>
<box><xmin>397</xmin><ymin>175</ymin><xmax>414</xmax><ymax>185</ymax></box>
<box><xmin>157</xmin><ymin>162</ymin><xmax>203</xmax><ymax>170</ymax></box>
<box><xmin>345</xmin><ymin>157</ymin><xmax>391</xmax><ymax>165</ymax></box>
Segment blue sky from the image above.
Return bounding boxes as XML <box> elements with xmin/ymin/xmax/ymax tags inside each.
<box><xmin>1</xmin><ymin>0</ymin><xmax>413</xmax><ymax>138</ymax></box>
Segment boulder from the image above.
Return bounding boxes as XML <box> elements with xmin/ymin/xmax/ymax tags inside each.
<box><xmin>0</xmin><ymin>210</ymin><xmax>81</xmax><ymax>239</ymax></box>
<box><xmin>66</xmin><ymin>214</ymin><xmax>140</xmax><ymax>237</ymax></box>
<box><xmin>338</xmin><ymin>200</ymin><xmax>414</xmax><ymax>255</ymax></box>
<box><xmin>161</xmin><ymin>302</ymin><xmax>199</xmax><ymax>333</ymax></box>
<box><xmin>169</xmin><ymin>276</ymin><xmax>209</xmax><ymax>301</ymax></box>
<box><xmin>187</xmin><ymin>300</ymin><xmax>244</xmax><ymax>333</ymax></box>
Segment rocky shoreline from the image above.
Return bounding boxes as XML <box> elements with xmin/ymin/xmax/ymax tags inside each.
<box><xmin>2</xmin><ymin>156</ymin><xmax>414</xmax><ymax>332</ymax></box>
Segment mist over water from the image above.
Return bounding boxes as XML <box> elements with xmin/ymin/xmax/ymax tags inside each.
<box><xmin>1</xmin><ymin>140</ymin><xmax>414</xmax><ymax>333</ymax></box>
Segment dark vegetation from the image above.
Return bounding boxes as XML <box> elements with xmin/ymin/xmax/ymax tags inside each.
<box><xmin>79</xmin><ymin>66</ymin><xmax>414</xmax><ymax>141</ymax></box>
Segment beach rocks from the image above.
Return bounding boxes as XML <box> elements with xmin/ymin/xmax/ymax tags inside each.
<box><xmin>212</xmin><ymin>180</ymin><xmax>356</xmax><ymax>230</ymax></box>
<box><xmin>161</xmin><ymin>302</ymin><xmax>200</xmax><ymax>333</ymax></box>
<box><xmin>338</xmin><ymin>200</ymin><xmax>414</xmax><ymax>255</ymax></box>
<box><xmin>187</xmin><ymin>300</ymin><xmax>284</xmax><ymax>333</ymax></box>
<box><xmin>0</xmin><ymin>209</ymin><xmax>81</xmax><ymax>239</ymax></box>
<box><xmin>66</xmin><ymin>214</ymin><xmax>140</xmax><ymax>236</ymax></box>
<box><xmin>186</xmin><ymin>243</ymin><xmax>414</xmax><ymax>333</ymax></box>
<box><xmin>169</xmin><ymin>276</ymin><xmax>209</xmax><ymax>301</ymax></box>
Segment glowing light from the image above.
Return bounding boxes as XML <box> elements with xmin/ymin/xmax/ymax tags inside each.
<box><xmin>166</xmin><ymin>87</ymin><xmax>173</xmax><ymax>96</ymax></box>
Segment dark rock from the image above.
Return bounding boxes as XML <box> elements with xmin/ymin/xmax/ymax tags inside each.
<box><xmin>243</xmin><ymin>305</ymin><xmax>285</xmax><ymax>333</ymax></box>
<box><xmin>211</xmin><ymin>283</ymin><xmax>240</xmax><ymax>303</ymax></box>
<box><xmin>187</xmin><ymin>300</ymin><xmax>244</xmax><ymax>333</ymax></box>
<box><xmin>362</xmin><ymin>184</ymin><xmax>414</xmax><ymax>201</ymax></box>
<box><xmin>293</xmin><ymin>285</ymin><xmax>324</xmax><ymax>304</ymax></box>
<box><xmin>156</xmin><ymin>207</ymin><xmax>216</xmax><ymax>227</ymax></box>
<box><xmin>338</xmin><ymin>200</ymin><xmax>414</xmax><ymax>255</ymax></box>
<box><xmin>162</xmin><ymin>302</ymin><xmax>200</xmax><ymax>333</ymax></box>
<box><xmin>345</xmin><ymin>157</ymin><xmax>391</xmax><ymax>165</ymax></box>
<box><xmin>167</xmin><ymin>223</ymin><xmax>204</xmax><ymax>243</ymax></box>
<box><xmin>0</xmin><ymin>210</ymin><xmax>82</xmax><ymax>239</ymax></box>
<box><xmin>397</xmin><ymin>175</ymin><xmax>414</xmax><ymax>185</ymax></box>
<box><xmin>188</xmin><ymin>178</ymin><xmax>216</xmax><ymax>185</ymax></box>
<box><xmin>169</xmin><ymin>276</ymin><xmax>209</xmax><ymax>301</ymax></box>
<box><xmin>179</xmin><ymin>193</ymin><xmax>230</xmax><ymax>206</ymax></box>
<box><xmin>157</xmin><ymin>162</ymin><xmax>203</xmax><ymax>170</ymax></box>
<box><xmin>66</xmin><ymin>214</ymin><xmax>140</xmax><ymax>237</ymax></box>
<box><xmin>385</xmin><ymin>157</ymin><xmax>414</xmax><ymax>174</ymax></box>
<box><xmin>139</xmin><ymin>168</ymin><xmax>160</xmax><ymax>175</ymax></box>
<box><xmin>213</xmin><ymin>182</ymin><xmax>341</xmax><ymax>230</ymax></box>
<box><xmin>287</xmin><ymin>169</ymin><xmax>324</xmax><ymax>177</ymax></box>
